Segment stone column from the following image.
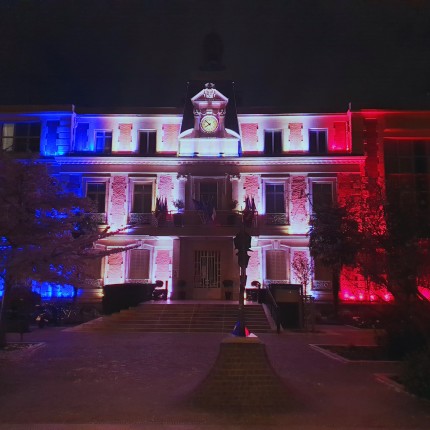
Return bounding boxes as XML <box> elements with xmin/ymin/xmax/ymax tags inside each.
<box><xmin>177</xmin><ymin>174</ymin><xmax>188</xmax><ymax>207</ymax></box>
<box><xmin>172</xmin><ymin>238</ymin><xmax>181</xmax><ymax>298</ymax></box>
<box><xmin>230</xmin><ymin>174</ymin><xmax>241</xmax><ymax>207</ymax></box>
<box><xmin>108</xmin><ymin>174</ymin><xmax>128</xmax><ymax>230</ymax></box>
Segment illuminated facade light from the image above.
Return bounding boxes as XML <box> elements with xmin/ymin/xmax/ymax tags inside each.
<box><xmin>1</xmin><ymin>84</ymin><xmax>429</xmax><ymax>304</ymax></box>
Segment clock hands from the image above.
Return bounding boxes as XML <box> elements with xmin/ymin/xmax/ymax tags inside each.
<box><xmin>201</xmin><ymin>115</ymin><xmax>218</xmax><ymax>132</ymax></box>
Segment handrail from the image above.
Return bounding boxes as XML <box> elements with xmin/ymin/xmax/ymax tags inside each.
<box><xmin>264</xmin><ymin>287</ymin><xmax>281</xmax><ymax>334</ymax></box>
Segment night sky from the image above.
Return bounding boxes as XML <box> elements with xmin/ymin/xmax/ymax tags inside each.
<box><xmin>1</xmin><ymin>0</ymin><xmax>430</xmax><ymax>112</ymax></box>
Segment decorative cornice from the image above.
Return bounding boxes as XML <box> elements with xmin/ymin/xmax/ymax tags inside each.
<box><xmin>54</xmin><ymin>155</ymin><xmax>366</xmax><ymax>166</ymax></box>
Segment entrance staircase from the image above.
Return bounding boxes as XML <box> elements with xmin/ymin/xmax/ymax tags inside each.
<box><xmin>69</xmin><ymin>302</ymin><xmax>273</xmax><ymax>333</ymax></box>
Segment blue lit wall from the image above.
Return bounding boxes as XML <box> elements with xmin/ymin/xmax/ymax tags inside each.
<box><xmin>41</xmin><ymin>113</ymin><xmax>74</xmax><ymax>156</ymax></box>
<box><xmin>31</xmin><ymin>281</ymin><xmax>78</xmax><ymax>299</ymax></box>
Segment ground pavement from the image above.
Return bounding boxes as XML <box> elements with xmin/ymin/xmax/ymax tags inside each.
<box><xmin>0</xmin><ymin>322</ymin><xmax>429</xmax><ymax>430</ymax></box>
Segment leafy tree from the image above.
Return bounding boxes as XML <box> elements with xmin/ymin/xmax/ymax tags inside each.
<box><xmin>0</xmin><ymin>156</ymin><xmax>131</xmax><ymax>346</ymax></box>
<box><xmin>310</xmin><ymin>184</ymin><xmax>430</xmax><ymax>345</ymax></box>
<box><xmin>308</xmin><ymin>203</ymin><xmax>361</xmax><ymax>316</ymax></box>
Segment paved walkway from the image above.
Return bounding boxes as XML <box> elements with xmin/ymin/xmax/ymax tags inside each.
<box><xmin>0</xmin><ymin>323</ymin><xmax>429</xmax><ymax>429</ymax></box>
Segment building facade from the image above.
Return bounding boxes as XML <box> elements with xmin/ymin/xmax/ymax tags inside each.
<box><xmin>1</xmin><ymin>81</ymin><xmax>429</xmax><ymax>302</ymax></box>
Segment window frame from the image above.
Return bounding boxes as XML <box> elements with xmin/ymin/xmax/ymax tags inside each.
<box><xmin>309</xmin><ymin>177</ymin><xmax>337</xmax><ymax>214</ymax></box>
<box><xmin>262</xmin><ymin>177</ymin><xmax>289</xmax><ymax>224</ymax></box>
<box><xmin>1</xmin><ymin>122</ymin><xmax>41</xmax><ymax>153</ymax></box>
<box><xmin>126</xmin><ymin>247</ymin><xmax>152</xmax><ymax>282</ymax></box>
<box><xmin>265</xmin><ymin>249</ymin><xmax>289</xmax><ymax>282</ymax></box>
<box><xmin>199</xmin><ymin>181</ymin><xmax>219</xmax><ymax>209</ymax></box>
<box><xmin>130</xmin><ymin>180</ymin><xmax>155</xmax><ymax>214</ymax></box>
<box><xmin>308</xmin><ymin>129</ymin><xmax>328</xmax><ymax>154</ymax></box>
<box><xmin>263</xmin><ymin>129</ymin><xmax>283</xmax><ymax>156</ymax></box>
<box><xmin>83</xmin><ymin>177</ymin><xmax>109</xmax><ymax>224</ymax></box>
<box><xmin>138</xmin><ymin>129</ymin><xmax>157</xmax><ymax>155</ymax></box>
<box><xmin>94</xmin><ymin>130</ymin><xmax>113</xmax><ymax>154</ymax></box>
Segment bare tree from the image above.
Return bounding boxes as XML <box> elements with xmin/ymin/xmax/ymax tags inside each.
<box><xmin>291</xmin><ymin>252</ymin><xmax>313</xmax><ymax>296</ymax></box>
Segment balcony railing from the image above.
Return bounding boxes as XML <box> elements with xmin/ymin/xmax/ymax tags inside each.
<box><xmin>264</xmin><ymin>213</ymin><xmax>289</xmax><ymax>225</ymax></box>
<box><xmin>89</xmin><ymin>213</ymin><xmax>107</xmax><ymax>224</ymax></box>
<box><xmin>312</xmin><ymin>280</ymin><xmax>332</xmax><ymax>291</ymax></box>
<box><xmin>128</xmin><ymin>210</ymin><xmax>291</xmax><ymax>229</ymax></box>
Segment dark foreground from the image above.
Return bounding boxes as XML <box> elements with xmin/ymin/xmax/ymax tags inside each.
<box><xmin>0</xmin><ymin>323</ymin><xmax>429</xmax><ymax>430</ymax></box>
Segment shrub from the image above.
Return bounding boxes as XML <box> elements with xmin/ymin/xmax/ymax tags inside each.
<box><xmin>375</xmin><ymin>307</ymin><xmax>427</xmax><ymax>359</ymax></box>
<box><xmin>401</xmin><ymin>347</ymin><xmax>430</xmax><ymax>400</ymax></box>
<box><xmin>102</xmin><ymin>283</ymin><xmax>154</xmax><ymax>314</ymax></box>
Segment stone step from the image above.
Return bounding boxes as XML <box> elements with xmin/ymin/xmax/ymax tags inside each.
<box><xmin>71</xmin><ymin>303</ymin><xmax>273</xmax><ymax>333</ymax></box>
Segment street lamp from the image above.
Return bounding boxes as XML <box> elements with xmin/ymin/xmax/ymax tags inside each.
<box><xmin>233</xmin><ymin>229</ymin><xmax>252</xmax><ymax>336</ymax></box>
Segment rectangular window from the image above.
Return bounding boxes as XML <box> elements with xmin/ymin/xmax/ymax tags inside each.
<box><xmin>200</xmin><ymin>182</ymin><xmax>218</xmax><ymax>208</ymax></box>
<box><xmin>264</xmin><ymin>130</ymin><xmax>282</xmax><ymax>155</ymax></box>
<box><xmin>139</xmin><ymin>130</ymin><xmax>156</xmax><ymax>155</ymax></box>
<box><xmin>1</xmin><ymin>123</ymin><xmax>41</xmax><ymax>153</ymax></box>
<box><xmin>266</xmin><ymin>250</ymin><xmax>287</xmax><ymax>280</ymax></box>
<box><xmin>128</xmin><ymin>249</ymin><xmax>150</xmax><ymax>280</ymax></box>
<box><xmin>95</xmin><ymin>130</ymin><xmax>113</xmax><ymax>154</ymax></box>
<box><xmin>132</xmin><ymin>183</ymin><xmax>153</xmax><ymax>213</ymax></box>
<box><xmin>86</xmin><ymin>183</ymin><xmax>106</xmax><ymax>213</ymax></box>
<box><xmin>311</xmin><ymin>182</ymin><xmax>334</xmax><ymax>212</ymax></box>
<box><xmin>384</xmin><ymin>140</ymin><xmax>430</xmax><ymax>212</ymax></box>
<box><xmin>309</xmin><ymin>129</ymin><xmax>328</xmax><ymax>154</ymax></box>
<box><xmin>265</xmin><ymin>183</ymin><xmax>285</xmax><ymax>214</ymax></box>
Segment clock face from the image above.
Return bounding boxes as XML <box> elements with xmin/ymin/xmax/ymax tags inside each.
<box><xmin>200</xmin><ymin>114</ymin><xmax>219</xmax><ymax>133</ymax></box>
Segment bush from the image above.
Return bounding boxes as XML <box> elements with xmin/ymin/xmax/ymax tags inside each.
<box><xmin>401</xmin><ymin>347</ymin><xmax>430</xmax><ymax>400</ymax></box>
<box><xmin>376</xmin><ymin>321</ymin><xmax>426</xmax><ymax>359</ymax></box>
<box><xmin>375</xmin><ymin>308</ymin><xmax>427</xmax><ymax>359</ymax></box>
<box><xmin>102</xmin><ymin>283</ymin><xmax>154</xmax><ymax>315</ymax></box>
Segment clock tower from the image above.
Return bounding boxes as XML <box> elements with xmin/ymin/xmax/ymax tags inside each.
<box><xmin>192</xmin><ymin>83</ymin><xmax>227</xmax><ymax>137</ymax></box>
<box><xmin>178</xmin><ymin>81</ymin><xmax>241</xmax><ymax>156</ymax></box>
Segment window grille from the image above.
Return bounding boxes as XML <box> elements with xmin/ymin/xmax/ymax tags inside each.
<box><xmin>194</xmin><ymin>250</ymin><xmax>220</xmax><ymax>288</ymax></box>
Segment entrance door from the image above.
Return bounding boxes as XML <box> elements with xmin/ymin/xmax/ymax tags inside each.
<box><xmin>194</xmin><ymin>250</ymin><xmax>221</xmax><ymax>289</ymax></box>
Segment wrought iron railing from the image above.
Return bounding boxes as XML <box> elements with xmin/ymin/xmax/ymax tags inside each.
<box><xmin>129</xmin><ymin>213</ymin><xmax>154</xmax><ymax>225</ymax></box>
<box><xmin>312</xmin><ymin>280</ymin><xmax>332</xmax><ymax>291</ymax></box>
<box><xmin>89</xmin><ymin>213</ymin><xmax>107</xmax><ymax>224</ymax></box>
<box><xmin>264</xmin><ymin>287</ymin><xmax>281</xmax><ymax>334</ymax></box>
<box><xmin>265</xmin><ymin>213</ymin><xmax>289</xmax><ymax>225</ymax></box>
<box><xmin>126</xmin><ymin>209</ymin><xmax>295</xmax><ymax>229</ymax></box>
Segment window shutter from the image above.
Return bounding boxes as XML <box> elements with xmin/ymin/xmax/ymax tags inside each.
<box><xmin>266</xmin><ymin>250</ymin><xmax>287</xmax><ymax>280</ymax></box>
<box><xmin>128</xmin><ymin>249</ymin><xmax>150</xmax><ymax>280</ymax></box>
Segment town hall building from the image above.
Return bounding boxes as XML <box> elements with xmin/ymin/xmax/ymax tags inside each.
<box><xmin>1</xmin><ymin>81</ymin><xmax>430</xmax><ymax>303</ymax></box>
